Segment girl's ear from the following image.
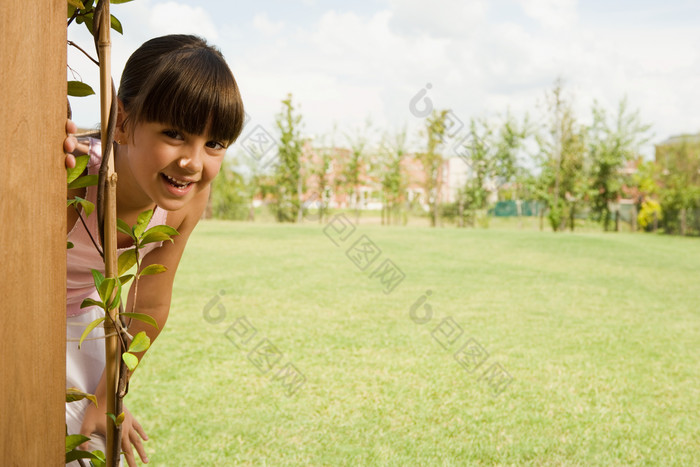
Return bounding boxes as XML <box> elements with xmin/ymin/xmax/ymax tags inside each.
<box><xmin>115</xmin><ymin>99</ymin><xmax>129</xmax><ymax>144</ymax></box>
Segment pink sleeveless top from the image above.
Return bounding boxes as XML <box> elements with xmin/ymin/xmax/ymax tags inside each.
<box><xmin>66</xmin><ymin>138</ymin><xmax>168</xmax><ymax>317</ymax></box>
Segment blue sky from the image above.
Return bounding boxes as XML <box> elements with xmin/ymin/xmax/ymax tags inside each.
<box><xmin>68</xmin><ymin>0</ymin><xmax>700</xmax><ymax>157</ymax></box>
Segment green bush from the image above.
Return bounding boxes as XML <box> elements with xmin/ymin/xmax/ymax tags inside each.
<box><xmin>637</xmin><ymin>199</ymin><xmax>662</xmax><ymax>231</ymax></box>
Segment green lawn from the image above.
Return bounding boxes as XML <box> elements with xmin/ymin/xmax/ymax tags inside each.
<box><xmin>128</xmin><ymin>219</ymin><xmax>700</xmax><ymax>466</ymax></box>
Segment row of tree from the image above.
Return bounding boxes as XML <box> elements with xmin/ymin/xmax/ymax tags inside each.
<box><xmin>211</xmin><ymin>82</ymin><xmax>700</xmax><ymax>235</ymax></box>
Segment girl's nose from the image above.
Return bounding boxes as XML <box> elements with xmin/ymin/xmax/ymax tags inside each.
<box><xmin>177</xmin><ymin>148</ymin><xmax>204</xmax><ymax>173</ymax></box>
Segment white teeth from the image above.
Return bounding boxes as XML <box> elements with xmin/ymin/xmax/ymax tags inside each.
<box><xmin>164</xmin><ymin>174</ymin><xmax>190</xmax><ymax>188</ymax></box>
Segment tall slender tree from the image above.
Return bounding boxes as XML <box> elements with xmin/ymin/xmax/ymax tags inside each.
<box><xmin>308</xmin><ymin>131</ymin><xmax>337</xmax><ymax>224</ymax></box>
<box><xmin>455</xmin><ymin>114</ymin><xmax>527</xmax><ymax>227</ymax></box>
<box><xmin>588</xmin><ymin>97</ymin><xmax>651</xmax><ymax>231</ymax></box>
<box><xmin>343</xmin><ymin>119</ymin><xmax>372</xmax><ymax>223</ymax></box>
<box><xmin>535</xmin><ymin>79</ymin><xmax>587</xmax><ymax>231</ymax></box>
<box><xmin>419</xmin><ymin>110</ymin><xmax>448</xmax><ymax>227</ymax></box>
<box><xmin>273</xmin><ymin>93</ymin><xmax>304</xmax><ymax>222</ymax></box>
<box><xmin>377</xmin><ymin>128</ymin><xmax>408</xmax><ymax>225</ymax></box>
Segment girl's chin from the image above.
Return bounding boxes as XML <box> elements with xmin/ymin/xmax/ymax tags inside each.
<box><xmin>154</xmin><ymin>196</ymin><xmax>191</xmax><ymax>212</ymax></box>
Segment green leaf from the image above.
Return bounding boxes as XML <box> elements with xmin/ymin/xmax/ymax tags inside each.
<box><xmin>68</xmin><ymin>174</ymin><xmax>98</xmax><ymax>189</ymax></box>
<box><xmin>68</xmin><ymin>196</ymin><xmax>95</xmax><ymax>217</ymax></box>
<box><xmin>110</xmin><ymin>0</ymin><xmax>135</xmax><ymax>4</ymax></box>
<box><xmin>67</xmin><ymin>80</ymin><xmax>95</xmax><ymax>97</ymax></box>
<box><xmin>66</xmin><ymin>434</ymin><xmax>91</xmax><ymax>452</ymax></box>
<box><xmin>138</xmin><ymin>264</ymin><xmax>167</xmax><ymax>276</ymax></box>
<box><xmin>107</xmin><ymin>277</ymin><xmax>123</xmax><ymax>311</ymax></box>
<box><xmin>66</xmin><ymin>449</ymin><xmax>100</xmax><ymax>463</ymax></box>
<box><xmin>93</xmin><ymin>277</ymin><xmax>121</xmax><ymax>311</ymax></box>
<box><xmin>78</xmin><ymin>317</ymin><xmax>105</xmax><ymax>349</ymax></box>
<box><xmin>120</xmin><ymin>312</ymin><xmax>158</xmax><ymax>329</ymax></box>
<box><xmin>67</xmin><ymin>241</ymin><xmax>74</xmax><ymax>249</ymax></box>
<box><xmin>106</xmin><ymin>411</ymin><xmax>126</xmax><ymax>427</ymax></box>
<box><xmin>83</xmin><ymin>14</ymin><xmax>94</xmax><ymax>35</ymax></box>
<box><xmin>137</xmin><ymin>209</ymin><xmax>155</xmax><ymax>226</ymax></box>
<box><xmin>78</xmin><ymin>198</ymin><xmax>95</xmax><ymax>216</ymax></box>
<box><xmin>67</xmin><ymin>0</ymin><xmax>85</xmax><ymax>9</ymax></box>
<box><xmin>118</xmin><ymin>274</ymin><xmax>134</xmax><ymax>286</ymax></box>
<box><xmin>133</xmin><ymin>209</ymin><xmax>154</xmax><ymax>238</ymax></box>
<box><xmin>117</xmin><ymin>249</ymin><xmax>137</xmax><ymax>276</ymax></box>
<box><xmin>66</xmin><ymin>154</ymin><xmax>90</xmax><ymax>184</ymax></box>
<box><xmin>110</xmin><ymin>14</ymin><xmax>123</xmax><ymax>34</ymax></box>
<box><xmin>128</xmin><ymin>331</ymin><xmax>151</xmax><ymax>353</ymax></box>
<box><xmin>105</xmin><ymin>411</ymin><xmax>125</xmax><ymax>427</ymax></box>
<box><xmin>91</xmin><ymin>269</ymin><xmax>104</xmax><ymax>289</ymax></box>
<box><xmin>80</xmin><ymin>298</ymin><xmax>103</xmax><ymax>309</ymax></box>
<box><xmin>122</xmin><ymin>352</ymin><xmax>138</xmax><ymax>371</ymax></box>
<box><xmin>142</xmin><ymin>224</ymin><xmax>179</xmax><ymax>238</ymax></box>
<box><xmin>139</xmin><ymin>231</ymin><xmax>176</xmax><ymax>247</ymax></box>
<box><xmin>67</xmin><ymin>4</ymin><xmax>77</xmax><ymax>19</ymax></box>
<box><xmin>89</xmin><ymin>450</ymin><xmax>106</xmax><ymax>467</ymax></box>
<box><xmin>117</xmin><ymin>218</ymin><xmax>135</xmax><ymax>239</ymax></box>
<box><xmin>97</xmin><ymin>277</ymin><xmax>116</xmax><ymax>305</ymax></box>
<box><xmin>66</xmin><ymin>387</ymin><xmax>98</xmax><ymax>406</ymax></box>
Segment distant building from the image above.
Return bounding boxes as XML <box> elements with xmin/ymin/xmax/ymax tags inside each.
<box><xmin>300</xmin><ymin>142</ymin><xmax>490</xmax><ymax>211</ymax></box>
<box><xmin>252</xmin><ymin>143</ymin><xmax>505</xmax><ymax>211</ymax></box>
<box><xmin>655</xmin><ymin>133</ymin><xmax>700</xmax><ymax>169</ymax></box>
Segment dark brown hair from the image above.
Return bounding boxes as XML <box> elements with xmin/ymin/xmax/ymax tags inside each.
<box><xmin>118</xmin><ymin>34</ymin><xmax>244</xmax><ymax>146</ymax></box>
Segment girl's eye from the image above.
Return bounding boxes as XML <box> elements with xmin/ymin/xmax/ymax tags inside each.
<box><xmin>206</xmin><ymin>140</ymin><xmax>225</xmax><ymax>150</ymax></box>
<box><xmin>163</xmin><ymin>130</ymin><xmax>183</xmax><ymax>140</ymax></box>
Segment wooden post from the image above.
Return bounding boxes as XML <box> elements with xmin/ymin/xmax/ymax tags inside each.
<box><xmin>0</xmin><ymin>1</ymin><xmax>65</xmax><ymax>465</ymax></box>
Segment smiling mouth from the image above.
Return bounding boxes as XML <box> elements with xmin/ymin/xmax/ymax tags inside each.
<box><xmin>161</xmin><ymin>173</ymin><xmax>194</xmax><ymax>189</ymax></box>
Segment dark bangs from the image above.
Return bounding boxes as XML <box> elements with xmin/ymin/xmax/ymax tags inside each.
<box><xmin>125</xmin><ymin>44</ymin><xmax>244</xmax><ymax>146</ymax></box>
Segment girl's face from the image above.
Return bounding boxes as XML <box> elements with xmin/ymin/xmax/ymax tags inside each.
<box><xmin>119</xmin><ymin>120</ymin><xmax>227</xmax><ymax>212</ymax></box>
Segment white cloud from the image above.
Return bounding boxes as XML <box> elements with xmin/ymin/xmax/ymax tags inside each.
<box><xmin>148</xmin><ymin>2</ymin><xmax>219</xmax><ymax>41</ymax></box>
<box><xmin>388</xmin><ymin>0</ymin><xmax>487</xmax><ymax>38</ymax></box>
<box><xmin>515</xmin><ymin>0</ymin><xmax>578</xmax><ymax>30</ymax></box>
<box><xmin>253</xmin><ymin>12</ymin><xmax>285</xmax><ymax>35</ymax></box>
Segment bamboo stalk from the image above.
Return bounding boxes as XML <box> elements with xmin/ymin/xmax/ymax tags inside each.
<box><xmin>96</xmin><ymin>2</ymin><xmax>120</xmax><ymax>465</ymax></box>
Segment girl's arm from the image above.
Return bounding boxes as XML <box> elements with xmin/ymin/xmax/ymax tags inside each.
<box><xmin>122</xmin><ymin>183</ymin><xmax>210</xmax><ymax>346</ymax></box>
<box><xmin>79</xmin><ymin>185</ymin><xmax>210</xmax><ymax>467</ymax></box>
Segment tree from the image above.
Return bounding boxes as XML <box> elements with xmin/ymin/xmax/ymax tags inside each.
<box><xmin>655</xmin><ymin>136</ymin><xmax>700</xmax><ymax>235</ymax></box>
<box><xmin>535</xmin><ymin>79</ymin><xmax>587</xmax><ymax>231</ymax></box>
<box><xmin>343</xmin><ymin>119</ymin><xmax>372</xmax><ymax>223</ymax></box>
<box><xmin>209</xmin><ymin>156</ymin><xmax>250</xmax><ymax>220</ymax></box>
<box><xmin>418</xmin><ymin>110</ymin><xmax>448</xmax><ymax>227</ymax></box>
<box><xmin>588</xmin><ymin>97</ymin><xmax>651</xmax><ymax>231</ymax></box>
<box><xmin>377</xmin><ymin>128</ymin><xmax>408</xmax><ymax>226</ymax></box>
<box><xmin>308</xmin><ymin>132</ymin><xmax>337</xmax><ymax>224</ymax></box>
<box><xmin>458</xmin><ymin>119</ymin><xmax>492</xmax><ymax>226</ymax></box>
<box><xmin>455</xmin><ymin>114</ymin><xmax>527</xmax><ymax>227</ymax></box>
<box><xmin>273</xmin><ymin>94</ymin><xmax>304</xmax><ymax>222</ymax></box>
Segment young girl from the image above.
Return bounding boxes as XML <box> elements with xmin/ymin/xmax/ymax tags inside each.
<box><xmin>64</xmin><ymin>34</ymin><xmax>244</xmax><ymax>466</ymax></box>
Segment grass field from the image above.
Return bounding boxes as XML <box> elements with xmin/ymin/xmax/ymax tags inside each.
<box><xmin>128</xmin><ymin>218</ymin><xmax>700</xmax><ymax>466</ymax></box>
